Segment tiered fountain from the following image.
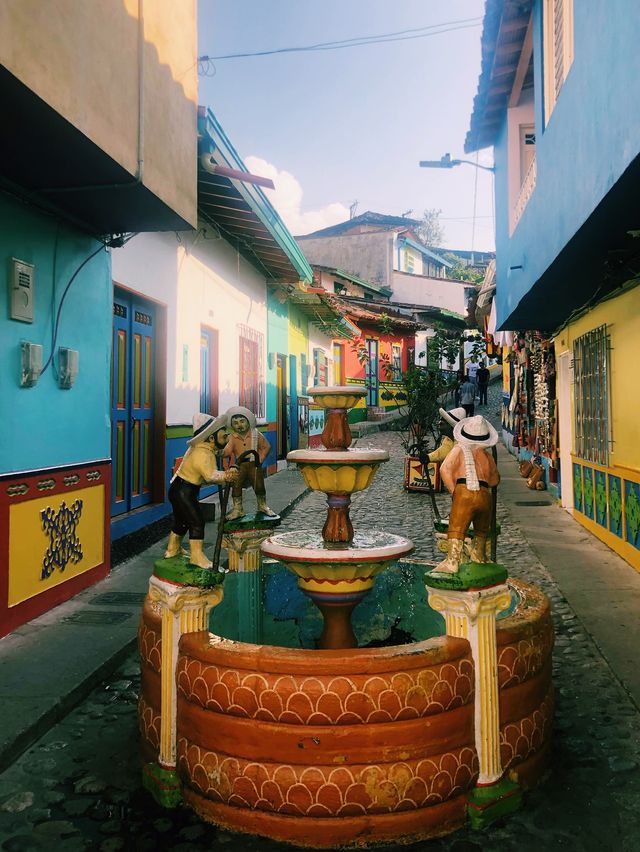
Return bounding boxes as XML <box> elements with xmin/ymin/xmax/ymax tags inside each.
<box><xmin>262</xmin><ymin>385</ymin><xmax>414</xmax><ymax>649</ymax></box>
<box><xmin>138</xmin><ymin>386</ymin><xmax>554</xmax><ymax>847</ymax></box>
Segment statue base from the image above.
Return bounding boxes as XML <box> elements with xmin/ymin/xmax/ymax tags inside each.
<box><xmin>142</xmin><ymin>763</ymin><xmax>182</xmax><ymax>809</ymax></box>
<box><xmin>426</xmin><ymin>561</ymin><xmax>508</xmax><ymax>591</ymax></box>
<box><xmin>153</xmin><ymin>555</ymin><xmax>224</xmax><ymax>588</ymax></box>
<box><xmin>466</xmin><ymin>776</ymin><xmax>522</xmax><ymax>829</ymax></box>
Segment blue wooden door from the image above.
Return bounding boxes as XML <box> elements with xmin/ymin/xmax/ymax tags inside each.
<box><xmin>200</xmin><ymin>329</ymin><xmax>211</xmax><ymax>414</ymax></box>
<box><xmin>111</xmin><ymin>291</ymin><xmax>155</xmax><ymax>516</ymax></box>
<box><xmin>366</xmin><ymin>339</ymin><xmax>379</xmax><ymax>406</ymax></box>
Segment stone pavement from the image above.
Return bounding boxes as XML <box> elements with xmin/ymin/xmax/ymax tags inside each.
<box><xmin>2</xmin><ymin>382</ymin><xmax>640</xmax><ymax>850</ymax></box>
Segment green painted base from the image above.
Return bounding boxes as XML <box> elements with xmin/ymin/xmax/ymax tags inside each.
<box><xmin>153</xmin><ymin>555</ymin><xmax>225</xmax><ymax>588</ymax></box>
<box><xmin>467</xmin><ymin>777</ymin><xmax>522</xmax><ymax>829</ymax></box>
<box><xmin>434</xmin><ymin>517</ymin><xmax>502</xmax><ymax>536</ymax></box>
<box><xmin>142</xmin><ymin>763</ymin><xmax>182</xmax><ymax>809</ymax></box>
<box><xmin>425</xmin><ymin>561</ymin><xmax>508</xmax><ymax>591</ymax></box>
<box><xmin>223</xmin><ymin>512</ymin><xmax>281</xmax><ymax>532</ymax></box>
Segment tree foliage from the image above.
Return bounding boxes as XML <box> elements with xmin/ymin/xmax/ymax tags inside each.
<box><xmin>415</xmin><ymin>208</ymin><xmax>445</xmax><ymax>249</ymax></box>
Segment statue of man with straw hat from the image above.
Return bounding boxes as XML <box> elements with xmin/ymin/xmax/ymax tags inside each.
<box><xmin>437</xmin><ymin>415</ymin><xmax>500</xmax><ymax>574</ymax></box>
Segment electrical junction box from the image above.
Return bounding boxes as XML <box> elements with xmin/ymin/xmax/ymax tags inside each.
<box><xmin>10</xmin><ymin>258</ymin><xmax>35</xmax><ymax>323</ymax></box>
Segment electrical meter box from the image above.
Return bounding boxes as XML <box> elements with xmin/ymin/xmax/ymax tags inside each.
<box><xmin>10</xmin><ymin>258</ymin><xmax>35</xmax><ymax>323</ymax></box>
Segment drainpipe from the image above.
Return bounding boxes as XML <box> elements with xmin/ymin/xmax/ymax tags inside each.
<box><xmin>37</xmin><ymin>0</ymin><xmax>145</xmax><ymax>194</ymax></box>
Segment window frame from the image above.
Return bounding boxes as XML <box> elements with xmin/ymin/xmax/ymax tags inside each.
<box><xmin>543</xmin><ymin>0</ymin><xmax>574</xmax><ymax>125</ymax></box>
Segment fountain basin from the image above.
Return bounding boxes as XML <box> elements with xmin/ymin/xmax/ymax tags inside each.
<box><xmin>288</xmin><ymin>449</ymin><xmax>389</xmax><ymax>494</ymax></box>
<box><xmin>261</xmin><ymin>531</ymin><xmax>414</xmax><ymax>602</ymax></box>
<box><xmin>308</xmin><ymin>385</ymin><xmax>367</xmax><ymax>410</ymax></box>
<box><xmin>138</xmin><ymin>578</ymin><xmax>553</xmax><ymax>848</ymax></box>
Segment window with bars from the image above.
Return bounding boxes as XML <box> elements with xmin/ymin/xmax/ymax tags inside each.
<box><xmin>392</xmin><ymin>344</ymin><xmax>402</xmax><ymax>381</ymax></box>
<box><xmin>543</xmin><ymin>0</ymin><xmax>574</xmax><ymax>123</ymax></box>
<box><xmin>573</xmin><ymin>324</ymin><xmax>609</xmax><ymax>465</ymax></box>
<box><xmin>238</xmin><ymin>324</ymin><xmax>264</xmax><ymax>418</ymax></box>
<box><xmin>313</xmin><ymin>348</ymin><xmax>328</xmax><ymax>386</ymax></box>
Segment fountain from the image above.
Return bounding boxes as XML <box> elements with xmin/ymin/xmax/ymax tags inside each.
<box><xmin>262</xmin><ymin>386</ymin><xmax>414</xmax><ymax>649</ymax></box>
<box><xmin>138</xmin><ymin>388</ymin><xmax>554</xmax><ymax>847</ymax></box>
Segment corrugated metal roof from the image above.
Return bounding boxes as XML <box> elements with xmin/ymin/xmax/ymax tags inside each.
<box><xmin>286</xmin><ymin>288</ymin><xmax>359</xmax><ymax>339</ymax></box>
<box><xmin>197</xmin><ymin>107</ymin><xmax>312</xmax><ymax>283</ymax></box>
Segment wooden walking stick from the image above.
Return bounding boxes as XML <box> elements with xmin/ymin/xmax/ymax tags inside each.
<box><xmin>212</xmin><ymin>464</ymin><xmax>238</xmax><ymax>572</ymax></box>
<box><xmin>490</xmin><ymin>444</ymin><xmax>498</xmax><ymax>562</ymax></box>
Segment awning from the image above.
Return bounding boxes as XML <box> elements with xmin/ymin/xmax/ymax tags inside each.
<box><xmin>285</xmin><ymin>288</ymin><xmax>359</xmax><ymax>339</ymax></box>
<box><xmin>198</xmin><ymin>108</ymin><xmax>312</xmax><ymax>284</ymax></box>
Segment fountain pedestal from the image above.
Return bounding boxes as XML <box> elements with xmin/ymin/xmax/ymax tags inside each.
<box><xmin>263</xmin><ymin>386</ymin><xmax>413</xmax><ymax>648</ymax></box>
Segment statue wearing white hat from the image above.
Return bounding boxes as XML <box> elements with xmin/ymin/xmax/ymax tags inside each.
<box><xmin>437</xmin><ymin>415</ymin><xmax>500</xmax><ymax>573</ymax></box>
<box><xmin>428</xmin><ymin>406</ymin><xmax>468</xmax><ymax>464</ymax></box>
<box><xmin>165</xmin><ymin>413</ymin><xmax>238</xmax><ymax>569</ymax></box>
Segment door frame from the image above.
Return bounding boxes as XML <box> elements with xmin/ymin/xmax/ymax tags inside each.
<box><xmin>557</xmin><ymin>350</ymin><xmax>574</xmax><ymax>511</ymax></box>
<box><xmin>111</xmin><ymin>283</ymin><xmax>166</xmax><ymax>516</ymax></box>
<box><xmin>200</xmin><ymin>325</ymin><xmax>219</xmax><ymax>415</ymax></box>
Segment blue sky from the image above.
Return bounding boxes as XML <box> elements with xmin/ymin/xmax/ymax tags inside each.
<box><xmin>198</xmin><ymin>0</ymin><xmax>494</xmax><ymax>251</ymax></box>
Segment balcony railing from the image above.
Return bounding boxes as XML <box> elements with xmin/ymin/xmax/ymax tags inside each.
<box><xmin>512</xmin><ymin>155</ymin><xmax>537</xmax><ymax>230</ymax></box>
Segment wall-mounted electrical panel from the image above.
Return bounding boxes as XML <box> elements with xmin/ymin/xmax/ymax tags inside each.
<box><xmin>10</xmin><ymin>258</ymin><xmax>35</xmax><ymax>323</ymax></box>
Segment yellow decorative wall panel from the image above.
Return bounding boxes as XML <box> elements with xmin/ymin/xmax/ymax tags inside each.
<box><xmin>8</xmin><ymin>485</ymin><xmax>105</xmax><ymax>607</ymax></box>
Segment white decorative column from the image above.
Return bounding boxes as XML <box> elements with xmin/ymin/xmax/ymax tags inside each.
<box><xmin>222</xmin><ymin>527</ymin><xmax>273</xmax><ymax>573</ymax></box>
<box><xmin>428</xmin><ymin>584</ymin><xmax>511</xmax><ymax>785</ymax></box>
<box><xmin>426</xmin><ymin>567</ymin><xmax>522</xmax><ymax>828</ymax></box>
<box><xmin>143</xmin><ymin>575</ymin><xmax>223</xmax><ymax>806</ymax></box>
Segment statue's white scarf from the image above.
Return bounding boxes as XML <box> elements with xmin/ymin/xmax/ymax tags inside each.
<box><xmin>460</xmin><ymin>443</ymin><xmax>480</xmax><ymax>491</ymax></box>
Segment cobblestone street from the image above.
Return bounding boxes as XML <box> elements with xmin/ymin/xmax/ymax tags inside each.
<box><xmin>2</xmin><ymin>386</ymin><xmax>640</xmax><ymax>851</ymax></box>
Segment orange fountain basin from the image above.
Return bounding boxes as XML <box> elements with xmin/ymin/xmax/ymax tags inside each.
<box><xmin>287</xmin><ymin>448</ymin><xmax>389</xmax><ymax>494</ymax></box>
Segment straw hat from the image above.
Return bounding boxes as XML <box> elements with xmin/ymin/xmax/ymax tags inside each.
<box><xmin>188</xmin><ymin>413</ymin><xmax>228</xmax><ymax>447</ymax></box>
<box><xmin>438</xmin><ymin>406</ymin><xmax>467</xmax><ymax>428</ymax></box>
<box><xmin>453</xmin><ymin>414</ymin><xmax>499</xmax><ymax>448</ymax></box>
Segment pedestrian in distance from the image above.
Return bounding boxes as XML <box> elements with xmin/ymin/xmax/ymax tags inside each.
<box><xmin>459</xmin><ymin>374</ymin><xmax>476</xmax><ymax>417</ymax></box>
<box><xmin>467</xmin><ymin>358</ymin><xmax>479</xmax><ymax>393</ymax></box>
<box><xmin>477</xmin><ymin>360</ymin><xmax>491</xmax><ymax>406</ymax></box>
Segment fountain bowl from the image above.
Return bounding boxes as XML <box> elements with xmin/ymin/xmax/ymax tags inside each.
<box><xmin>307</xmin><ymin>384</ymin><xmax>367</xmax><ymax>410</ymax></box>
<box><xmin>288</xmin><ymin>448</ymin><xmax>388</xmax><ymax>494</ymax></box>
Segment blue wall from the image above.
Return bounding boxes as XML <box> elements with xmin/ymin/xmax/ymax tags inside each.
<box><xmin>495</xmin><ymin>0</ymin><xmax>640</xmax><ymax>326</ymax></box>
<box><xmin>0</xmin><ymin>195</ymin><xmax>111</xmax><ymax>473</ymax></box>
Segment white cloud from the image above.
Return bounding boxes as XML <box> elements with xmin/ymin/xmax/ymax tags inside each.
<box><xmin>245</xmin><ymin>156</ymin><xmax>349</xmax><ymax>236</ymax></box>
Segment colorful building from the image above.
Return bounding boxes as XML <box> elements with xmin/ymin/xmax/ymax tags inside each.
<box><xmin>0</xmin><ymin>0</ymin><xmax>198</xmax><ymax>635</ymax></box>
<box><xmin>111</xmin><ymin>107</ymin><xmax>313</xmax><ymax>536</ymax></box>
<box><xmin>467</xmin><ymin>0</ymin><xmax>640</xmax><ymax>570</ymax></box>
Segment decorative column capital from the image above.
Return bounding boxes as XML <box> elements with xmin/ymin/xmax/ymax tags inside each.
<box><xmin>148</xmin><ymin>574</ymin><xmax>224</xmax><ymax>613</ymax></box>
<box><xmin>428</xmin><ymin>585</ymin><xmax>511</xmax><ymax>625</ymax></box>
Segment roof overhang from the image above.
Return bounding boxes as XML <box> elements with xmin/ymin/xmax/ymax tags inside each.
<box><xmin>0</xmin><ymin>64</ymin><xmax>193</xmax><ymax>235</ymax></box>
<box><xmin>500</xmin><ymin>150</ymin><xmax>640</xmax><ymax>331</ymax></box>
<box><xmin>198</xmin><ymin>107</ymin><xmax>312</xmax><ymax>284</ymax></box>
<box><xmin>465</xmin><ymin>0</ymin><xmax>534</xmax><ymax>153</ymax></box>
<box><xmin>286</xmin><ymin>288</ymin><xmax>359</xmax><ymax>339</ymax></box>
<box><xmin>313</xmin><ymin>265</ymin><xmax>392</xmax><ymax>298</ymax></box>
<box><xmin>397</xmin><ymin>236</ymin><xmax>453</xmax><ymax>268</ymax></box>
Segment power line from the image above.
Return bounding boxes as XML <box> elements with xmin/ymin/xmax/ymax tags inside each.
<box><xmin>200</xmin><ymin>17</ymin><xmax>482</xmax><ymax>61</ymax></box>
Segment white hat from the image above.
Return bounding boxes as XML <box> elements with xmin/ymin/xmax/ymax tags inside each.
<box><xmin>438</xmin><ymin>406</ymin><xmax>467</xmax><ymax>428</ymax></box>
<box><xmin>453</xmin><ymin>415</ymin><xmax>499</xmax><ymax>448</ymax></box>
<box><xmin>225</xmin><ymin>405</ymin><xmax>257</xmax><ymax>430</ymax></box>
<box><xmin>188</xmin><ymin>412</ymin><xmax>228</xmax><ymax>447</ymax></box>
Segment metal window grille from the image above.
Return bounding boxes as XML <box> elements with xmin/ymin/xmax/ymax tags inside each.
<box><xmin>573</xmin><ymin>324</ymin><xmax>610</xmax><ymax>465</ymax></box>
<box><xmin>392</xmin><ymin>344</ymin><xmax>402</xmax><ymax>381</ymax></box>
<box><xmin>238</xmin><ymin>325</ymin><xmax>264</xmax><ymax>418</ymax></box>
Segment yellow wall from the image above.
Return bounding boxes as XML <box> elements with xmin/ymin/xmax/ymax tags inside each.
<box><xmin>288</xmin><ymin>306</ymin><xmax>309</xmax><ymax>395</ymax></box>
<box><xmin>0</xmin><ymin>0</ymin><xmax>197</xmax><ymax>225</ymax></box>
<box><xmin>554</xmin><ymin>285</ymin><xmax>640</xmax><ymax>472</ymax></box>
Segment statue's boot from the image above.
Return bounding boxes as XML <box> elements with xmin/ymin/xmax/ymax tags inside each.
<box><xmin>436</xmin><ymin>538</ymin><xmax>464</xmax><ymax>574</ymax></box>
<box><xmin>164</xmin><ymin>531</ymin><xmax>187</xmax><ymax>559</ymax></box>
<box><xmin>468</xmin><ymin>533</ymin><xmax>488</xmax><ymax>564</ymax></box>
<box><xmin>257</xmin><ymin>496</ymin><xmax>277</xmax><ymax>517</ymax></box>
<box><xmin>189</xmin><ymin>539</ymin><xmax>212</xmax><ymax>570</ymax></box>
<box><xmin>226</xmin><ymin>497</ymin><xmax>245</xmax><ymax>521</ymax></box>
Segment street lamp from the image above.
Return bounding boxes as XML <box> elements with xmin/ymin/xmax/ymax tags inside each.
<box><xmin>419</xmin><ymin>153</ymin><xmax>495</xmax><ymax>173</ymax></box>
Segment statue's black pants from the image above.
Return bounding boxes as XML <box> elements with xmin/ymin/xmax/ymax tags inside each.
<box><xmin>168</xmin><ymin>476</ymin><xmax>204</xmax><ymax>539</ymax></box>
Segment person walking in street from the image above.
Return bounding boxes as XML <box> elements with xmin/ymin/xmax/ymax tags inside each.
<box><xmin>467</xmin><ymin>358</ymin><xmax>479</xmax><ymax>393</ymax></box>
<box><xmin>459</xmin><ymin>374</ymin><xmax>476</xmax><ymax>417</ymax></box>
<box><xmin>477</xmin><ymin>360</ymin><xmax>490</xmax><ymax>406</ymax></box>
